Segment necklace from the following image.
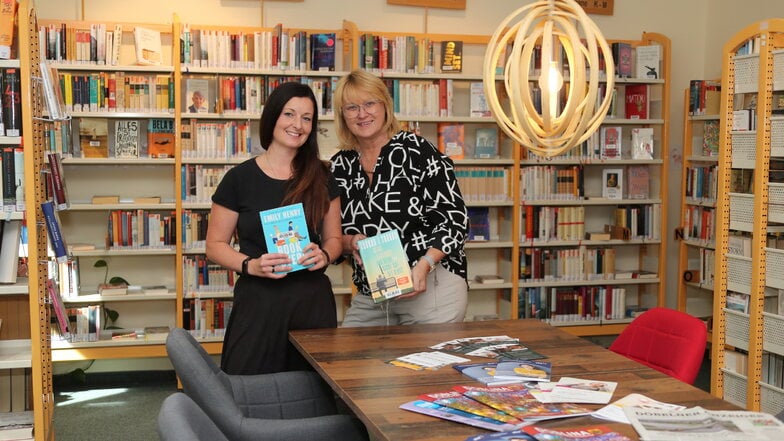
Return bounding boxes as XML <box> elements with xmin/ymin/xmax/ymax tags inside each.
<box><xmin>263</xmin><ymin>153</ymin><xmax>292</xmax><ymax>180</ymax></box>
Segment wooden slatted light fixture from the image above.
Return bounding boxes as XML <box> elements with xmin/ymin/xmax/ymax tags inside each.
<box><xmin>483</xmin><ymin>0</ymin><xmax>614</xmax><ymax>157</ymax></box>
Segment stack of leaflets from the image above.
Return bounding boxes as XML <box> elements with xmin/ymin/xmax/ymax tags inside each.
<box><xmin>401</xmin><ymin>383</ymin><xmax>593</xmax><ymax>431</ymax></box>
<box><xmin>388</xmin><ymin>351</ymin><xmax>470</xmax><ymax>371</ymax></box>
<box><xmin>453</xmin><ymin>360</ymin><xmax>552</xmax><ymax>386</ymax></box>
<box><xmin>625</xmin><ymin>406</ymin><xmax>784</xmax><ymax>440</ymax></box>
<box><xmin>430</xmin><ymin>335</ymin><xmax>546</xmax><ymax>361</ymax></box>
<box><xmin>464</xmin><ymin>425</ymin><xmax>633</xmax><ymax>440</ymax></box>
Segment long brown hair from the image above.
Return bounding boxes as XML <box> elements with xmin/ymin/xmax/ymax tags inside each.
<box><xmin>259</xmin><ymin>82</ymin><xmax>330</xmax><ymax>231</ymax></box>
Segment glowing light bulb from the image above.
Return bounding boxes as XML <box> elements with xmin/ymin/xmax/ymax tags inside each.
<box><xmin>539</xmin><ymin>60</ymin><xmax>564</xmax><ymax>121</ymax></box>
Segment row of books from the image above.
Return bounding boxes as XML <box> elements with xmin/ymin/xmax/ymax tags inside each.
<box><xmin>182</xmin><ymin>74</ymin><xmax>337</xmax><ymax>115</ymax></box>
<box><xmin>688</xmin><ymin>79</ymin><xmax>721</xmax><ymax>116</ymax></box>
<box><xmin>180</xmin><ymin>119</ymin><xmax>253</xmax><ymax>160</ymax></box>
<box><xmin>105</xmin><ymin>209</ymin><xmax>177</xmax><ymax>249</ymax></box>
<box><xmin>685</xmin><ymin>164</ymin><xmax>718</xmax><ymax>201</ymax></box>
<box><xmin>359</xmin><ymin>34</ymin><xmax>456</xmax><ymax>74</ymax></box>
<box><xmin>181</xmin><ymin>209</ymin><xmax>209</xmax><ymax>250</ymax></box>
<box><xmin>454</xmin><ymin>167</ymin><xmax>511</xmax><ymax>203</ymax></box>
<box><xmin>181</xmin><ymin>164</ymin><xmax>233</xmax><ymax>204</ymax></box>
<box><xmin>181</xmin><ymin>24</ymin><xmax>336</xmax><ymax>71</ymax></box>
<box><xmin>182</xmin><ymin>255</ymin><xmax>236</xmax><ymax>295</ymax></box>
<box><xmin>436</xmin><ymin>124</ymin><xmax>499</xmax><ymax>160</ymax></box>
<box><xmin>40</xmin><ymin>22</ymin><xmax>124</xmax><ymax>65</ymax></box>
<box><xmin>518</xmin><ymin>285</ymin><xmax>638</xmax><ymax>322</ymax></box>
<box><xmin>613</xmin><ymin>204</ymin><xmax>662</xmax><ymax>240</ymax></box>
<box><xmin>182</xmin><ymin>297</ymin><xmax>233</xmax><ymax>339</ymax></box>
<box><xmin>56</xmin><ymin>71</ymin><xmax>174</xmax><ymax>113</ymax></box>
<box><xmin>682</xmin><ymin>205</ymin><xmax>715</xmax><ymax>243</ymax></box>
<box><xmin>520</xmin><ymin>205</ymin><xmax>586</xmax><ymax>242</ymax></box>
<box><xmin>55</xmin><ymin>118</ymin><xmax>176</xmax><ymax>159</ymax></box>
<box><xmin>520</xmin><ymin>165</ymin><xmax>583</xmax><ymax>201</ymax></box>
<box><xmin>520</xmin><ymin>246</ymin><xmax>620</xmax><ymax>282</ymax></box>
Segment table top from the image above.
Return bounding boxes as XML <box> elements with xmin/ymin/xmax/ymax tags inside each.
<box><xmin>290</xmin><ymin>319</ymin><xmax>737</xmax><ymax>441</ymax></box>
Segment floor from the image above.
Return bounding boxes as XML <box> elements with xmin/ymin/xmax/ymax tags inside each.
<box><xmin>53</xmin><ymin>371</ymin><xmax>178</xmax><ymax>441</ymax></box>
<box><xmin>50</xmin><ymin>350</ymin><xmax>715</xmax><ymax>440</ymax></box>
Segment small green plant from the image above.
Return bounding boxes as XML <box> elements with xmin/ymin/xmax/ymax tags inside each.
<box><xmin>94</xmin><ymin>259</ymin><xmax>130</xmax><ymax>286</ymax></box>
<box><xmin>94</xmin><ymin>259</ymin><xmax>129</xmax><ymax>329</ymax></box>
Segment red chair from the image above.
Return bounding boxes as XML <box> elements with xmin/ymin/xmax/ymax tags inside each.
<box><xmin>608</xmin><ymin>307</ymin><xmax>707</xmax><ymax>384</ymax></box>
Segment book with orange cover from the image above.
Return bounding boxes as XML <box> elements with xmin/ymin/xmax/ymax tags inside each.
<box><xmin>437</xmin><ymin>122</ymin><xmax>465</xmax><ymax>159</ymax></box>
<box><xmin>455</xmin><ymin>384</ymin><xmax>592</xmax><ymax>422</ymax></box>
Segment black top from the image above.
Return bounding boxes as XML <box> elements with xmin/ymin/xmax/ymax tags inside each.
<box><xmin>331</xmin><ymin>130</ymin><xmax>468</xmax><ymax>296</ymax></box>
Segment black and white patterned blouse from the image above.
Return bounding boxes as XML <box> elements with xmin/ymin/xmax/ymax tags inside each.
<box><xmin>330</xmin><ymin>130</ymin><xmax>468</xmax><ymax>296</ymax></box>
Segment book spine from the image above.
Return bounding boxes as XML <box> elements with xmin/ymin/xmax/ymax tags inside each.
<box><xmin>2</xmin><ymin>67</ymin><xmax>20</xmax><ymax>136</ymax></box>
<box><xmin>42</xmin><ymin>200</ymin><xmax>68</xmax><ymax>263</ymax></box>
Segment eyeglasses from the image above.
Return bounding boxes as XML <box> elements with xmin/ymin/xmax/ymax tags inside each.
<box><xmin>342</xmin><ymin>100</ymin><xmax>382</xmax><ymax>117</ymax></box>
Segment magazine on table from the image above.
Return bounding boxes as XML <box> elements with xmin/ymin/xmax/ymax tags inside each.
<box><xmin>399</xmin><ymin>399</ymin><xmax>523</xmax><ymax>432</ymax></box>
<box><xmin>534</xmin><ymin>377</ymin><xmax>617</xmax><ymax>404</ymax></box>
<box><xmin>624</xmin><ymin>406</ymin><xmax>784</xmax><ymax>440</ymax></box>
<box><xmin>493</xmin><ymin>360</ymin><xmax>552</xmax><ymax>382</ymax></box>
<box><xmin>430</xmin><ymin>336</ymin><xmax>546</xmax><ymax>361</ymax></box>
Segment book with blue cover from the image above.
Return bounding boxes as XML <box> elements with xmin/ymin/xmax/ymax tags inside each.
<box><xmin>259</xmin><ymin>203</ymin><xmax>311</xmax><ymax>273</ymax></box>
<box><xmin>42</xmin><ymin>200</ymin><xmax>68</xmax><ymax>263</ymax></box>
<box><xmin>357</xmin><ymin>230</ymin><xmax>414</xmax><ymax>303</ymax></box>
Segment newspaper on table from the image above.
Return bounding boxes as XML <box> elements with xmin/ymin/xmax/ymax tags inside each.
<box><xmin>625</xmin><ymin>406</ymin><xmax>784</xmax><ymax>440</ymax></box>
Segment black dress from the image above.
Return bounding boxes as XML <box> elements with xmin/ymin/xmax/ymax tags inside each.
<box><xmin>212</xmin><ymin>158</ymin><xmax>339</xmax><ymax>374</ymax></box>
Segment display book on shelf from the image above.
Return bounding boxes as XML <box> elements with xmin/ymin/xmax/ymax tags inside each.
<box><xmin>676</xmin><ymin>83</ymin><xmax>720</xmax><ymax>317</ymax></box>
<box><xmin>516</xmin><ymin>33</ymin><xmax>669</xmax><ymax>332</ymax></box>
<box><xmin>709</xmin><ymin>19</ymin><xmax>784</xmax><ymax>414</ymax></box>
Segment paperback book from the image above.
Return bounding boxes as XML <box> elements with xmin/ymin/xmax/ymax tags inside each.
<box><xmin>78</xmin><ymin>118</ymin><xmax>109</xmax><ymax>158</ymax></box>
<box><xmin>624</xmin><ymin>84</ymin><xmax>648</xmax><ymax>119</ymax></box>
<box><xmin>600</xmin><ymin>126</ymin><xmax>622</xmax><ymax>160</ymax></box>
<box><xmin>437</xmin><ymin>122</ymin><xmax>465</xmax><ymax>159</ymax></box>
<box><xmin>357</xmin><ymin>230</ymin><xmax>414</xmax><ymax>303</ymax></box>
<box><xmin>467</xmin><ymin>207</ymin><xmax>490</xmax><ymax>241</ymax></box>
<box><xmin>259</xmin><ymin>202</ymin><xmax>312</xmax><ymax>274</ymax></box>
<box><xmin>439</xmin><ymin>40</ymin><xmax>463</xmax><ymax>73</ymax></box>
<box><xmin>602</xmin><ymin>168</ymin><xmax>624</xmax><ymax>200</ymax></box>
<box><xmin>134</xmin><ymin>26</ymin><xmax>163</xmax><ymax>66</ymax></box>
<box><xmin>474</xmin><ymin>127</ymin><xmax>499</xmax><ymax>158</ymax></box>
<box><xmin>147</xmin><ymin>119</ymin><xmax>175</xmax><ymax>158</ymax></box>
<box><xmin>630</xmin><ymin>127</ymin><xmax>654</xmax><ymax>159</ymax></box>
<box><xmin>635</xmin><ymin>44</ymin><xmax>661</xmax><ymax>79</ymax></box>
<box><xmin>111</xmin><ymin>119</ymin><xmax>142</xmax><ymax>158</ymax></box>
<box><xmin>310</xmin><ymin>33</ymin><xmax>336</xmax><ymax>71</ymax></box>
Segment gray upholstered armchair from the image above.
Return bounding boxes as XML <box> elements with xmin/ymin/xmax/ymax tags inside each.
<box><xmin>158</xmin><ymin>392</ymin><xmax>229</xmax><ymax>441</ymax></box>
<box><xmin>165</xmin><ymin>327</ymin><xmax>369</xmax><ymax>441</ymax></box>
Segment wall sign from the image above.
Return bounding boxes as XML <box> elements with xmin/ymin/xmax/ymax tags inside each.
<box><xmin>576</xmin><ymin>0</ymin><xmax>614</xmax><ymax>15</ymax></box>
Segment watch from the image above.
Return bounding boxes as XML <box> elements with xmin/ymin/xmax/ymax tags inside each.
<box><xmin>241</xmin><ymin>256</ymin><xmax>252</xmax><ymax>276</ymax></box>
<box><xmin>421</xmin><ymin>254</ymin><xmax>437</xmax><ymax>273</ymax></box>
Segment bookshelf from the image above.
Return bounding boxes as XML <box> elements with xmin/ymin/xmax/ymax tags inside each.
<box><xmin>0</xmin><ymin>1</ymin><xmax>59</xmax><ymax>439</ymax></box>
<box><xmin>710</xmin><ymin>19</ymin><xmax>784</xmax><ymax>414</ymax></box>
<box><xmin>341</xmin><ymin>25</ymin><xmax>671</xmax><ymax>332</ymax></box>
<box><xmin>35</xmin><ymin>17</ymin><xmax>357</xmax><ymax>360</ymax></box>
<box><xmin>513</xmin><ymin>32</ymin><xmax>671</xmax><ymax>336</ymax></box>
<box><xmin>676</xmin><ymin>85</ymin><xmax>720</xmax><ymax>332</ymax></box>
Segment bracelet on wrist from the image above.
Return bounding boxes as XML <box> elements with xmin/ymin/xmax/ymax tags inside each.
<box><xmin>421</xmin><ymin>254</ymin><xmax>437</xmax><ymax>273</ymax></box>
<box><xmin>241</xmin><ymin>256</ymin><xmax>252</xmax><ymax>276</ymax></box>
<box><xmin>321</xmin><ymin>248</ymin><xmax>332</xmax><ymax>264</ymax></box>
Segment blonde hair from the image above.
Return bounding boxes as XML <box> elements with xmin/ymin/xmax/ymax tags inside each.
<box><xmin>333</xmin><ymin>70</ymin><xmax>401</xmax><ymax>150</ymax></box>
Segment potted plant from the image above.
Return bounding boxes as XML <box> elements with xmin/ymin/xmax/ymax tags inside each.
<box><xmin>94</xmin><ymin>259</ymin><xmax>130</xmax><ymax>329</ymax></box>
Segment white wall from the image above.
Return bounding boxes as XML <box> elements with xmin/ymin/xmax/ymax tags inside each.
<box><xmin>32</xmin><ymin>0</ymin><xmax>779</xmax><ymax>371</ymax></box>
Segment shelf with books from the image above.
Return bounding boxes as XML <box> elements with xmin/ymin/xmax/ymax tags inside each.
<box><xmin>711</xmin><ymin>20</ymin><xmax>784</xmax><ymax>414</ymax></box>
<box><xmin>677</xmin><ymin>85</ymin><xmax>720</xmax><ymax>319</ymax></box>
<box><xmin>509</xmin><ymin>32</ymin><xmax>671</xmax><ymax>335</ymax></box>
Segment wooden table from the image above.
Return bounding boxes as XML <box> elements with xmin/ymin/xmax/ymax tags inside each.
<box><xmin>290</xmin><ymin>319</ymin><xmax>737</xmax><ymax>441</ymax></box>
